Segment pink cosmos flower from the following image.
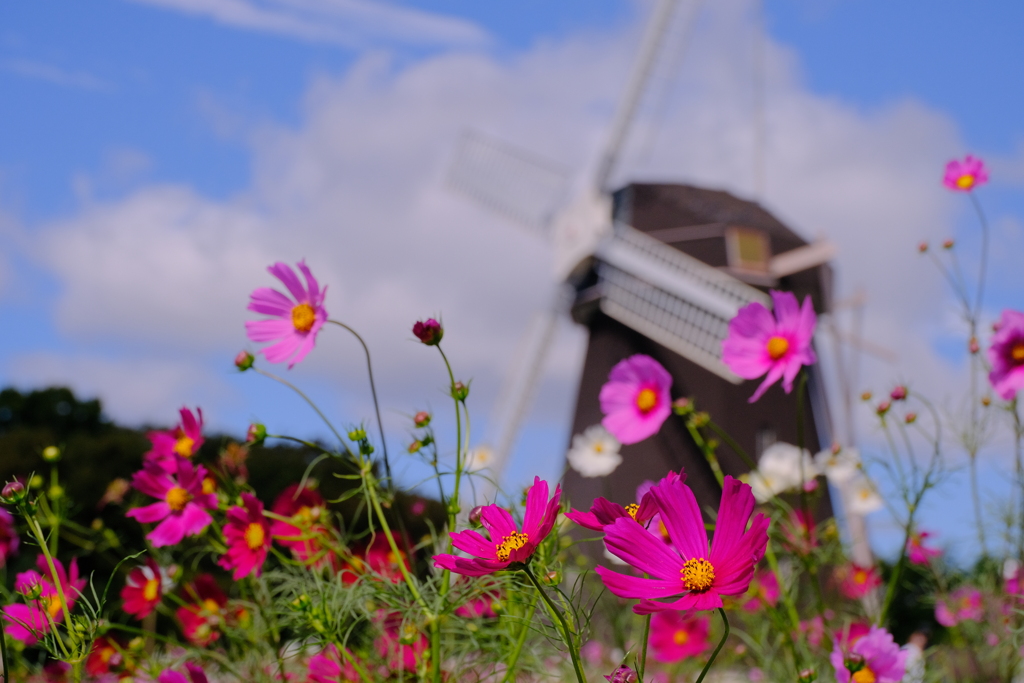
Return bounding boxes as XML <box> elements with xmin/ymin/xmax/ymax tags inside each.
<box><xmin>121</xmin><ymin>558</ymin><xmax>174</xmax><ymax>619</ymax></box>
<box><xmin>596</xmin><ymin>475</ymin><xmax>769</xmax><ymax>614</ymax></box>
<box><xmin>943</xmin><ymin>155</ymin><xmax>988</xmax><ymax>192</ymax></box>
<box><xmin>0</xmin><ymin>507</ymin><xmax>19</xmax><ymax>568</ymax></box>
<box><xmin>740</xmin><ymin>568</ymin><xmax>780</xmax><ymax>612</ymax></box>
<box><xmin>800</xmin><ymin>616</ymin><xmax>826</xmax><ymax>649</ymax></box>
<box><xmin>176</xmin><ymin>575</ymin><xmax>230</xmax><ymax>647</ymax></box>
<box><xmin>309</xmin><ymin>644</ymin><xmax>361</xmax><ymax>683</ymax></box>
<box><xmin>838</xmin><ymin>563</ymin><xmax>882</xmax><ymax>599</ymax></box>
<box><xmin>3</xmin><ymin>556</ymin><xmax>85</xmax><ymax>644</ymax></box>
<box><xmin>906</xmin><ymin>530</ymin><xmax>942</xmax><ymax>565</ymax></box>
<box><xmin>598</xmin><ymin>355</ymin><xmax>672</xmax><ymax>444</ymax></box>
<box><xmin>246</xmin><ymin>260</ymin><xmax>328</xmax><ymax>368</ymax></box>
<box><xmin>988</xmin><ymin>310</ymin><xmax>1024</xmax><ymax>400</ymax></box>
<box><xmin>605</xmin><ymin>667</ymin><xmax>638</xmax><ymax>683</ymax></box>
<box><xmin>375</xmin><ymin>613</ymin><xmax>428</xmax><ymax>673</ymax></box>
<box><xmin>218</xmin><ymin>493</ymin><xmax>271</xmax><ymax>580</ymax></box>
<box><xmin>649</xmin><ymin>610</ymin><xmax>711</xmax><ymax>661</ymax></box>
<box><xmin>158</xmin><ymin>662</ymin><xmax>209</xmax><ymax>683</ymax></box>
<box><xmin>86</xmin><ymin>636</ymin><xmax>126</xmax><ymax>677</ymax></box>
<box><xmin>722</xmin><ymin>290</ymin><xmax>817</xmax><ymax>403</ymax></box>
<box><xmin>146</xmin><ymin>407</ymin><xmax>205</xmax><ymax>470</ymax></box>
<box><xmin>270</xmin><ymin>483</ymin><xmax>332</xmax><ymax>566</ymax></box>
<box><xmin>126</xmin><ymin>458</ymin><xmax>218</xmax><ymax>547</ymax></box>
<box><xmin>566</xmin><ymin>489</ymin><xmax>661</xmax><ymax>532</ymax></box>
<box><xmin>935</xmin><ymin>586</ymin><xmax>983</xmax><ymax>627</ymax></box>
<box><xmin>433</xmin><ymin>477</ymin><xmax>560</xmax><ymax>576</ymax></box>
<box><xmin>831</xmin><ymin>626</ymin><xmax>907</xmax><ymax>683</ymax></box>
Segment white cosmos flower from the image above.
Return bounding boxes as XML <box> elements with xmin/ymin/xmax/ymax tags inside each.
<box><xmin>566</xmin><ymin>425</ymin><xmax>622</xmax><ymax>478</ymax></box>
<box><xmin>844</xmin><ymin>474</ymin><xmax>884</xmax><ymax>515</ymax></box>
<box><xmin>747</xmin><ymin>442</ymin><xmax>819</xmax><ymax>503</ymax></box>
<box><xmin>814</xmin><ymin>445</ymin><xmax>862</xmax><ymax>484</ymax></box>
<box><xmin>463</xmin><ymin>445</ymin><xmax>494</xmax><ymax>472</ymax></box>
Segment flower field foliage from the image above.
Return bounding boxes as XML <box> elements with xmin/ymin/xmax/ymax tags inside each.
<box><xmin>0</xmin><ymin>157</ymin><xmax>1022</xmax><ymax>682</ymax></box>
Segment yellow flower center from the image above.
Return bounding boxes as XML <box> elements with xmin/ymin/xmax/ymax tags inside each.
<box><xmin>202</xmin><ymin>599</ymin><xmax>221</xmax><ymax>614</ymax></box>
<box><xmin>202</xmin><ymin>477</ymin><xmax>217</xmax><ymax>495</ymax></box>
<box><xmin>852</xmin><ymin>666</ymin><xmax>876</xmax><ymax>683</ymax></box>
<box><xmin>673</xmin><ymin>629</ymin><xmax>690</xmax><ymax>645</ymax></box>
<box><xmin>45</xmin><ymin>596</ymin><xmax>63</xmax><ymax>620</ymax></box>
<box><xmin>291</xmin><ymin>303</ymin><xmax>316</xmax><ymax>332</ymax></box>
<box><xmin>956</xmin><ymin>174</ymin><xmax>975</xmax><ymax>190</ymax></box>
<box><xmin>245</xmin><ymin>522</ymin><xmax>266</xmax><ymax>550</ymax></box>
<box><xmin>681</xmin><ymin>558</ymin><xmax>716</xmax><ymax>593</ymax></box>
<box><xmin>593</xmin><ymin>442</ymin><xmax>604</xmax><ymax>453</ymax></box>
<box><xmin>143</xmin><ymin>578</ymin><xmax>160</xmax><ymax>602</ymax></box>
<box><xmin>766</xmin><ymin>336</ymin><xmax>789</xmax><ymax>360</ymax></box>
<box><xmin>853</xmin><ymin>570</ymin><xmax>868</xmax><ymax>584</ymax></box>
<box><xmin>1012</xmin><ymin>342</ymin><xmax>1024</xmax><ymax>363</ymax></box>
<box><xmin>624</xmin><ymin>503</ymin><xmax>640</xmax><ymax>520</ymax></box>
<box><xmin>166</xmin><ymin>486</ymin><xmax>191</xmax><ymax>512</ymax></box>
<box><xmin>636</xmin><ymin>388</ymin><xmax>658</xmax><ymax>413</ymax></box>
<box><xmin>495</xmin><ymin>531</ymin><xmax>529</xmax><ymax>562</ymax></box>
<box><xmin>174</xmin><ymin>435</ymin><xmax>195</xmax><ymax>458</ymax></box>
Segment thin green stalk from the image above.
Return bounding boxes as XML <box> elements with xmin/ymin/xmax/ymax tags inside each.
<box><xmin>435</xmin><ymin>344</ymin><xmax>463</xmax><ymax>683</ymax></box>
<box><xmin>970</xmin><ymin>192</ymin><xmax>989</xmax><ymax>318</ymax></box>
<box><xmin>27</xmin><ymin>516</ymin><xmax>75</xmax><ymax>648</ymax></box>
<box><xmin>501</xmin><ymin>592</ymin><xmax>540</xmax><ymax>683</ymax></box>
<box><xmin>794</xmin><ymin>373</ymin><xmax>812</xmax><ymax>537</ymax></box>
<box><xmin>684</xmin><ymin>422</ymin><xmax>724</xmax><ymax>487</ymax></box>
<box><xmin>362</xmin><ymin>478</ymin><xmax>426</xmax><ymax>609</ymax></box>
<box><xmin>253</xmin><ymin>368</ymin><xmax>347</xmax><ymax>448</ymax></box>
<box><xmin>694</xmin><ymin>608</ymin><xmax>729</xmax><ymax>683</ymax></box>
<box><xmin>706</xmin><ymin>420</ymin><xmax>759</xmax><ymax>471</ymax></box>
<box><xmin>524</xmin><ymin>566</ymin><xmax>586</xmax><ymax>683</ymax></box>
<box><xmin>328</xmin><ymin>320</ymin><xmax>393</xmax><ymax>488</ymax></box>
<box><xmin>0</xmin><ymin>590</ymin><xmax>9</xmax><ymax>683</ymax></box>
<box><xmin>638</xmin><ymin>613</ymin><xmax>652</xmax><ymax>681</ymax></box>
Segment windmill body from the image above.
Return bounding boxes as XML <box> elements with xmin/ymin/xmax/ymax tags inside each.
<box><xmin>564</xmin><ymin>182</ymin><xmax>836</xmax><ymax>523</ymax></box>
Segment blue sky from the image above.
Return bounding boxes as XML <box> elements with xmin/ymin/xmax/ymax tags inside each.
<box><xmin>2</xmin><ymin>0</ymin><xmax>1023</xmax><ymax>561</ymax></box>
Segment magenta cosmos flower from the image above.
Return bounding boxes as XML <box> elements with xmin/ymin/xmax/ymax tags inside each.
<box><xmin>245</xmin><ymin>260</ymin><xmax>328</xmax><ymax>368</ymax></box>
<box><xmin>935</xmin><ymin>586</ymin><xmax>983</xmax><ymax>627</ymax></box>
<box><xmin>121</xmin><ymin>558</ymin><xmax>174</xmax><ymax>619</ymax></box>
<box><xmin>146</xmin><ymin>407</ymin><xmax>204</xmax><ymax>470</ymax></box>
<box><xmin>943</xmin><ymin>155</ymin><xmax>988</xmax><ymax>192</ymax></box>
<box><xmin>831</xmin><ymin>625</ymin><xmax>907</xmax><ymax>683</ymax></box>
<box><xmin>906</xmin><ymin>530</ymin><xmax>941</xmax><ymax>565</ymax></box>
<box><xmin>4</xmin><ymin>556</ymin><xmax>85</xmax><ymax>644</ymax></box>
<box><xmin>722</xmin><ymin>290</ymin><xmax>817</xmax><ymax>403</ymax></box>
<box><xmin>566</xmin><ymin>471</ymin><xmax>682</xmax><ymax>531</ymax></box>
<box><xmin>988</xmin><ymin>310</ymin><xmax>1024</xmax><ymax>400</ymax></box>
<box><xmin>599</xmin><ymin>354</ymin><xmax>672</xmax><ymax>445</ymax></box>
<box><xmin>596</xmin><ymin>475</ymin><xmax>769</xmax><ymax>614</ymax></box>
<box><xmin>433</xmin><ymin>477</ymin><xmax>560</xmax><ymax>576</ymax></box>
<box><xmin>218</xmin><ymin>493</ymin><xmax>271</xmax><ymax>580</ymax></box>
<box><xmin>649</xmin><ymin>610</ymin><xmax>711</xmax><ymax>662</ymax></box>
<box><xmin>126</xmin><ymin>458</ymin><xmax>218</xmax><ymax>547</ymax></box>
<box><xmin>0</xmin><ymin>507</ymin><xmax>19</xmax><ymax>568</ymax></box>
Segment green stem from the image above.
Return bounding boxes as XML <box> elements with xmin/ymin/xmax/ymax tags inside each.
<box><xmin>253</xmin><ymin>368</ymin><xmax>348</xmax><ymax>449</ymax></box>
<box><xmin>684</xmin><ymin>421</ymin><xmax>724</xmax><ymax>487</ymax></box>
<box><xmin>694</xmin><ymin>608</ymin><xmax>729</xmax><ymax>683</ymax></box>
<box><xmin>706</xmin><ymin>420</ymin><xmax>759</xmax><ymax>471</ymax></box>
<box><xmin>638</xmin><ymin>613</ymin><xmax>651</xmax><ymax>681</ymax></box>
<box><xmin>501</xmin><ymin>593</ymin><xmax>540</xmax><ymax>683</ymax></box>
<box><xmin>328</xmin><ymin>320</ymin><xmax>393</xmax><ymax>488</ymax></box>
<box><xmin>363</xmin><ymin>479</ymin><xmax>426</xmax><ymax>609</ymax></box>
<box><xmin>27</xmin><ymin>516</ymin><xmax>75</xmax><ymax>649</ymax></box>
<box><xmin>434</xmin><ymin>345</ymin><xmax>462</xmax><ymax>683</ymax></box>
<box><xmin>794</xmin><ymin>372</ymin><xmax>813</xmax><ymax>548</ymax></box>
<box><xmin>524</xmin><ymin>566</ymin><xmax>586</xmax><ymax>683</ymax></box>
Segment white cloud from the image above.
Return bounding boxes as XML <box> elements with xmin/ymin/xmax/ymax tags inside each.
<box><xmin>125</xmin><ymin>0</ymin><xmax>489</xmax><ymax>49</ymax></box>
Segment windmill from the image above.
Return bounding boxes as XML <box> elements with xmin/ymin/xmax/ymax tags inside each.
<box><xmin>447</xmin><ymin>0</ymin><xmax>838</xmax><ymax>512</ymax></box>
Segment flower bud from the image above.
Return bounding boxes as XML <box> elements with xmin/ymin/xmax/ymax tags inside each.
<box><xmin>234</xmin><ymin>350</ymin><xmax>255</xmax><ymax>371</ymax></box>
<box><xmin>41</xmin><ymin>446</ymin><xmax>61</xmax><ymax>463</ymax></box>
<box><xmin>451</xmin><ymin>381</ymin><xmax>469</xmax><ymax>402</ymax></box>
<box><xmin>799</xmin><ymin>668</ymin><xmax>817</xmax><ymax>683</ymax></box>
<box><xmin>246</xmin><ymin>423</ymin><xmax>267</xmax><ymax>446</ymax></box>
<box><xmin>2</xmin><ymin>480</ymin><xmax>25</xmax><ymax>503</ymax></box>
<box><xmin>604</xmin><ymin>666</ymin><xmax>638</xmax><ymax>683</ymax></box>
<box><xmin>917</xmin><ymin>242</ymin><xmax>928</xmax><ymax>253</ymax></box>
<box><xmin>876</xmin><ymin>400</ymin><xmax>891</xmax><ymax>416</ymax></box>
<box><xmin>831</xmin><ymin>442</ymin><xmax>842</xmax><ymax>455</ymax></box>
<box><xmin>802</xmin><ymin>479</ymin><xmax>819</xmax><ymax>493</ymax></box>
<box><xmin>398</xmin><ymin>623</ymin><xmax>420</xmax><ymax>646</ymax></box>
<box><xmin>844</xmin><ymin>654</ymin><xmax>866</xmax><ymax>674</ymax></box>
<box><xmin>20</xmin><ymin>581</ymin><xmax>42</xmax><ymax>601</ymax></box>
<box><xmin>672</xmin><ymin>397</ymin><xmax>694</xmax><ymax>416</ymax></box>
<box><xmin>348</xmin><ymin>428</ymin><xmax>367</xmax><ymax>442</ymax></box>
<box><xmin>969</xmin><ymin>337</ymin><xmax>979</xmax><ymax>354</ymax></box>
<box><xmin>904</xmin><ymin>412</ymin><xmax>917</xmax><ymax>424</ymax></box>
<box><xmin>543</xmin><ymin>570</ymin><xmax>562</xmax><ymax>586</ymax></box>
<box><xmin>28</xmin><ymin>474</ymin><xmax>44</xmax><ymax>490</ymax></box>
<box><xmin>48</xmin><ymin>485</ymin><xmax>64</xmax><ymax>500</ymax></box>
<box><xmin>412</xmin><ymin>319</ymin><xmax>443</xmax><ymax>346</ymax></box>
<box><xmin>942</xmin><ymin>239</ymin><xmax>954</xmax><ymax>249</ymax></box>
<box><xmin>468</xmin><ymin>506</ymin><xmax>484</xmax><ymax>527</ymax></box>
<box><xmin>982</xmin><ymin>396</ymin><xmax>992</xmax><ymax>407</ymax></box>
<box><xmin>889</xmin><ymin>385</ymin><xmax>907</xmax><ymax>401</ymax></box>
<box><xmin>413</xmin><ymin>411</ymin><xmax>431</xmax><ymax>428</ymax></box>
<box><xmin>407</xmin><ymin>440</ymin><xmax>422</xmax><ymax>454</ymax></box>
<box><xmin>690</xmin><ymin>411</ymin><xmax>710</xmax><ymax>428</ymax></box>
<box><xmin>860</xmin><ymin>391</ymin><xmax>872</xmax><ymax>401</ymax></box>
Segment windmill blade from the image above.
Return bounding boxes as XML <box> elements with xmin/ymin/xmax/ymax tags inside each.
<box><xmin>447</xmin><ymin>130</ymin><xmax>572</xmax><ymax>235</ymax></box>
<box><xmin>594</xmin><ymin>225</ymin><xmax>769</xmax><ymax>382</ymax></box>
